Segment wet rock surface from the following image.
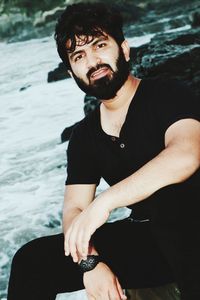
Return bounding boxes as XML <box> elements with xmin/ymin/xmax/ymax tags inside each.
<box><xmin>1</xmin><ymin>0</ymin><xmax>199</xmax><ymax>42</ymax></box>
<box><xmin>47</xmin><ymin>62</ymin><xmax>70</xmax><ymax>83</ymax></box>
<box><xmin>60</xmin><ymin>95</ymin><xmax>100</xmax><ymax>143</ymax></box>
<box><xmin>131</xmin><ymin>27</ymin><xmax>200</xmax><ymax>98</ymax></box>
<box><xmin>126</xmin><ymin>282</ymin><xmax>181</xmax><ymax>300</ymax></box>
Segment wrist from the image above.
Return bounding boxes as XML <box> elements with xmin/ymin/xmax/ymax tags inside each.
<box><xmin>79</xmin><ymin>255</ymin><xmax>101</xmax><ymax>273</ymax></box>
<box><xmin>94</xmin><ymin>194</ymin><xmax>114</xmax><ymax>213</ymax></box>
<box><xmin>88</xmin><ymin>240</ymin><xmax>98</xmax><ymax>255</ymax></box>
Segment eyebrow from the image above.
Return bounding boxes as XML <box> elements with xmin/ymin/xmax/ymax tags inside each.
<box><xmin>69</xmin><ymin>35</ymin><xmax>108</xmax><ymax>61</ymax></box>
<box><xmin>69</xmin><ymin>50</ymin><xmax>84</xmax><ymax>61</ymax></box>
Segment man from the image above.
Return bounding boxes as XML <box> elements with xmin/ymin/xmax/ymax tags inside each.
<box><xmin>8</xmin><ymin>3</ymin><xmax>200</xmax><ymax>300</ymax></box>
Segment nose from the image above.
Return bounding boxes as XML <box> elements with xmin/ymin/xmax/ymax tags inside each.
<box><xmin>86</xmin><ymin>51</ymin><xmax>101</xmax><ymax>70</ymax></box>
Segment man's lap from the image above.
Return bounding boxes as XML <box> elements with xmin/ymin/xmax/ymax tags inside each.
<box><xmin>13</xmin><ymin>218</ymin><xmax>174</xmax><ymax>293</ymax></box>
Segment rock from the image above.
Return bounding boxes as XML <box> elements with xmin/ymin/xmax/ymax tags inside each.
<box><xmin>61</xmin><ymin>121</ymin><xmax>80</xmax><ymax>143</ymax></box>
<box><xmin>0</xmin><ymin>12</ymin><xmax>32</xmax><ymax>40</ymax></box>
<box><xmin>19</xmin><ymin>84</ymin><xmax>32</xmax><ymax>91</ymax></box>
<box><xmin>1</xmin><ymin>0</ymin><xmax>200</xmax><ymax>42</ymax></box>
<box><xmin>127</xmin><ymin>282</ymin><xmax>180</xmax><ymax>300</ymax></box>
<box><xmin>84</xmin><ymin>94</ymin><xmax>100</xmax><ymax>115</ymax></box>
<box><xmin>0</xmin><ymin>11</ymin><xmax>56</xmax><ymax>42</ymax></box>
<box><xmin>47</xmin><ymin>62</ymin><xmax>70</xmax><ymax>82</ymax></box>
<box><xmin>131</xmin><ymin>27</ymin><xmax>200</xmax><ymax>98</ymax></box>
<box><xmin>66</xmin><ymin>0</ymin><xmax>144</xmax><ymax>24</ymax></box>
<box><xmin>44</xmin><ymin>214</ymin><xmax>61</xmax><ymax>228</ymax></box>
<box><xmin>34</xmin><ymin>6</ymin><xmax>65</xmax><ymax>27</ymax></box>
<box><xmin>60</xmin><ymin>95</ymin><xmax>100</xmax><ymax>143</ymax></box>
<box><xmin>0</xmin><ymin>3</ymin><xmax>65</xmax><ymax>42</ymax></box>
<box><xmin>125</xmin><ymin>14</ymin><xmax>190</xmax><ymax>38</ymax></box>
<box><xmin>125</xmin><ymin>0</ymin><xmax>200</xmax><ymax>37</ymax></box>
<box><xmin>0</xmin><ymin>0</ymin><xmax>144</xmax><ymax>42</ymax></box>
<box><xmin>190</xmin><ymin>10</ymin><xmax>200</xmax><ymax>27</ymax></box>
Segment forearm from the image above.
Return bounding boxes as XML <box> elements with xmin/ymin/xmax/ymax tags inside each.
<box><xmin>62</xmin><ymin>206</ymin><xmax>81</xmax><ymax>234</ymax></box>
<box><xmin>63</xmin><ymin>207</ymin><xmax>99</xmax><ymax>255</ymax></box>
<box><xmin>63</xmin><ymin>184</ymin><xmax>97</xmax><ymax>234</ymax></box>
<box><xmin>96</xmin><ymin>145</ymin><xmax>199</xmax><ymax>211</ymax></box>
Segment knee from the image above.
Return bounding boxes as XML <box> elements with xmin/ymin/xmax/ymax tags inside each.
<box><xmin>11</xmin><ymin>239</ymin><xmax>36</xmax><ymax>273</ymax></box>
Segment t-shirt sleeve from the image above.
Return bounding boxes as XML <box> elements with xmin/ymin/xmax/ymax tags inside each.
<box><xmin>154</xmin><ymin>79</ymin><xmax>200</xmax><ymax>135</ymax></box>
<box><xmin>65</xmin><ymin>122</ymin><xmax>101</xmax><ymax>186</ymax></box>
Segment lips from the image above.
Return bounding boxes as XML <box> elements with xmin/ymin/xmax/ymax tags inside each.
<box><xmin>90</xmin><ymin>67</ymin><xmax>109</xmax><ymax>80</ymax></box>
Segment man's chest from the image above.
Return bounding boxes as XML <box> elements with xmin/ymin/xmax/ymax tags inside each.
<box><xmin>100</xmin><ymin>111</ymin><xmax>126</xmax><ymax>138</ymax></box>
<box><xmin>93</xmin><ymin>112</ymin><xmax>164</xmax><ymax>185</ymax></box>
<box><xmin>101</xmin><ymin>121</ymin><xmax>123</xmax><ymax>138</ymax></box>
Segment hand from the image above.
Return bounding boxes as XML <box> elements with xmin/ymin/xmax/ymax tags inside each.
<box><xmin>83</xmin><ymin>262</ymin><xmax>127</xmax><ymax>300</ymax></box>
<box><xmin>64</xmin><ymin>199</ymin><xmax>110</xmax><ymax>262</ymax></box>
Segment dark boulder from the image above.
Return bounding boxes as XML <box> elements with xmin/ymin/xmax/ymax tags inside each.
<box><xmin>61</xmin><ymin>95</ymin><xmax>100</xmax><ymax>143</ymax></box>
<box><xmin>84</xmin><ymin>95</ymin><xmax>100</xmax><ymax>115</ymax></box>
<box><xmin>19</xmin><ymin>84</ymin><xmax>31</xmax><ymax>91</ymax></box>
<box><xmin>47</xmin><ymin>62</ymin><xmax>70</xmax><ymax>82</ymax></box>
<box><xmin>61</xmin><ymin>121</ymin><xmax>80</xmax><ymax>143</ymax></box>
<box><xmin>131</xmin><ymin>27</ymin><xmax>200</xmax><ymax>98</ymax></box>
<box><xmin>190</xmin><ymin>10</ymin><xmax>200</xmax><ymax>28</ymax></box>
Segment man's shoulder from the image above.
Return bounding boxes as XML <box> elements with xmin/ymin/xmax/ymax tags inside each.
<box><xmin>72</xmin><ymin>105</ymin><xmax>99</xmax><ymax>137</ymax></box>
<box><xmin>142</xmin><ymin>77</ymin><xmax>195</xmax><ymax>102</ymax></box>
<box><xmin>145</xmin><ymin>77</ymin><xmax>190</xmax><ymax>92</ymax></box>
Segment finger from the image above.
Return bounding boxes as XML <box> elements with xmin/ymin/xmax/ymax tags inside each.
<box><xmin>68</xmin><ymin>228</ymin><xmax>79</xmax><ymax>263</ymax></box>
<box><xmin>116</xmin><ymin>278</ymin><xmax>127</xmax><ymax>300</ymax></box>
<box><xmin>65</xmin><ymin>223</ymin><xmax>79</xmax><ymax>262</ymax></box>
<box><xmin>76</xmin><ymin>229</ymin><xmax>88</xmax><ymax>261</ymax></box>
<box><xmin>80</xmin><ymin>230</ymin><xmax>91</xmax><ymax>258</ymax></box>
<box><xmin>64</xmin><ymin>227</ymin><xmax>72</xmax><ymax>256</ymax></box>
<box><xmin>76</xmin><ymin>229</ymin><xmax>90</xmax><ymax>259</ymax></box>
<box><xmin>108</xmin><ymin>288</ymin><xmax>121</xmax><ymax>300</ymax></box>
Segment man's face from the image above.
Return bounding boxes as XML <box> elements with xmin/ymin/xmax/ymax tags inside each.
<box><xmin>67</xmin><ymin>34</ymin><xmax>130</xmax><ymax>100</ymax></box>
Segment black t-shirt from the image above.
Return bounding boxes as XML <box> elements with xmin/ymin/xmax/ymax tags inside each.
<box><xmin>65</xmin><ymin>78</ymin><xmax>200</xmax><ymax>221</ymax></box>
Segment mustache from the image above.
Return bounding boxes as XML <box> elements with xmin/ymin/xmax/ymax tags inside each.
<box><xmin>87</xmin><ymin>64</ymin><xmax>113</xmax><ymax>80</ymax></box>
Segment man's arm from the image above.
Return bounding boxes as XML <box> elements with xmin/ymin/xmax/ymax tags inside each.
<box><xmin>65</xmin><ymin>118</ymin><xmax>200</xmax><ymax>259</ymax></box>
<box><xmin>96</xmin><ymin>118</ymin><xmax>200</xmax><ymax>211</ymax></box>
<box><xmin>63</xmin><ymin>183</ymin><xmax>98</xmax><ymax>258</ymax></box>
<box><xmin>63</xmin><ymin>184</ymin><xmax>127</xmax><ymax>300</ymax></box>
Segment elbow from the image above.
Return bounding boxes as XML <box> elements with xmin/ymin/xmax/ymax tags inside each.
<box><xmin>176</xmin><ymin>153</ymin><xmax>200</xmax><ymax>183</ymax></box>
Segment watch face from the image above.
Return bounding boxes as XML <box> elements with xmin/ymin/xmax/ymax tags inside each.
<box><xmin>79</xmin><ymin>255</ymin><xmax>100</xmax><ymax>272</ymax></box>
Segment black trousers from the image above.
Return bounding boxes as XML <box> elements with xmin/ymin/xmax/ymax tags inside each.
<box><xmin>7</xmin><ymin>216</ymin><xmax>200</xmax><ymax>300</ymax></box>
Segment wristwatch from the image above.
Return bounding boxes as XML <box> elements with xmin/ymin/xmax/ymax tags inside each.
<box><xmin>79</xmin><ymin>255</ymin><xmax>101</xmax><ymax>273</ymax></box>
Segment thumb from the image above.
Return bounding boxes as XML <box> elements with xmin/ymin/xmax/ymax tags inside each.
<box><xmin>116</xmin><ymin>277</ymin><xmax>127</xmax><ymax>300</ymax></box>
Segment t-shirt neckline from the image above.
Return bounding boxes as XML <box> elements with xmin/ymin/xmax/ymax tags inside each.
<box><xmin>96</xmin><ymin>79</ymin><xmax>145</xmax><ymax>139</ymax></box>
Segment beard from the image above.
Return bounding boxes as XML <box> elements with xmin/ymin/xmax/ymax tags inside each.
<box><xmin>71</xmin><ymin>48</ymin><xmax>130</xmax><ymax>100</ymax></box>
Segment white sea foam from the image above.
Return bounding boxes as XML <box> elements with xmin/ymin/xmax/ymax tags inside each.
<box><xmin>165</xmin><ymin>24</ymin><xmax>191</xmax><ymax>33</ymax></box>
<box><xmin>127</xmin><ymin>33</ymin><xmax>156</xmax><ymax>47</ymax></box>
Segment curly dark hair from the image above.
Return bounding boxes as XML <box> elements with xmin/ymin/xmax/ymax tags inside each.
<box><xmin>54</xmin><ymin>2</ymin><xmax>125</xmax><ymax>70</ymax></box>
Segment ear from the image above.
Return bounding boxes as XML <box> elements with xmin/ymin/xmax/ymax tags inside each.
<box><xmin>67</xmin><ymin>70</ymin><xmax>73</xmax><ymax>78</ymax></box>
<box><xmin>121</xmin><ymin>40</ymin><xmax>130</xmax><ymax>62</ymax></box>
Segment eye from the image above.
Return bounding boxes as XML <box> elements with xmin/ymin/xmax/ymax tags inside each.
<box><xmin>96</xmin><ymin>42</ymin><xmax>107</xmax><ymax>49</ymax></box>
<box><xmin>74</xmin><ymin>54</ymin><xmax>84</xmax><ymax>62</ymax></box>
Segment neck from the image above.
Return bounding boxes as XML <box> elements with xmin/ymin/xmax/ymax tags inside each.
<box><xmin>100</xmin><ymin>75</ymin><xmax>141</xmax><ymax>112</ymax></box>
